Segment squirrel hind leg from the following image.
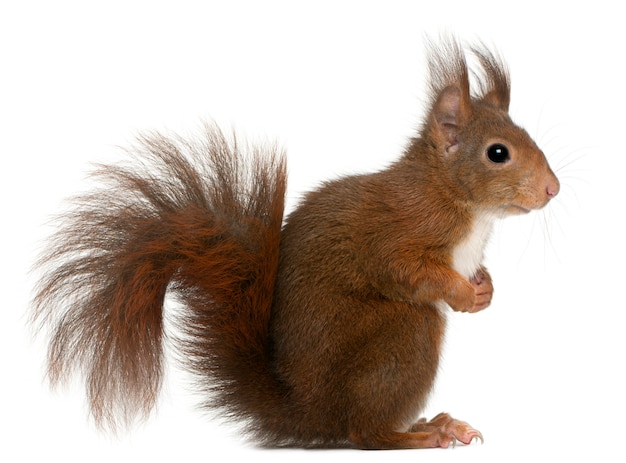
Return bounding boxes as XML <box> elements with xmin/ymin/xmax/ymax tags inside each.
<box><xmin>349</xmin><ymin>413</ymin><xmax>483</xmax><ymax>450</ymax></box>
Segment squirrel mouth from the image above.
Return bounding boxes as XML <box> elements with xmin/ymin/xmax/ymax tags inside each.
<box><xmin>506</xmin><ymin>205</ymin><xmax>531</xmax><ymax>215</ymax></box>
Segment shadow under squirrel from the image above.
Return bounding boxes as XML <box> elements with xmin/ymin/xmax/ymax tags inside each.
<box><xmin>31</xmin><ymin>38</ymin><xmax>559</xmax><ymax>449</ymax></box>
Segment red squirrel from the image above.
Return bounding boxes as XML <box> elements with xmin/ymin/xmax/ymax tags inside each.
<box><xmin>31</xmin><ymin>39</ymin><xmax>559</xmax><ymax>449</ymax></box>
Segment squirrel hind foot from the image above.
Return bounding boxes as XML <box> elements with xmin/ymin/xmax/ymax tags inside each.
<box><xmin>409</xmin><ymin>412</ymin><xmax>483</xmax><ymax>447</ymax></box>
<box><xmin>349</xmin><ymin>413</ymin><xmax>483</xmax><ymax>449</ymax></box>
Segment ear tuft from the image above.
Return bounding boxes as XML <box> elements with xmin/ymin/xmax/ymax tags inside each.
<box><xmin>471</xmin><ymin>45</ymin><xmax>511</xmax><ymax>111</ymax></box>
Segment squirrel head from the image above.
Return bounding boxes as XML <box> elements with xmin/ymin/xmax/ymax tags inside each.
<box><xmin>417</xmin><ymin>39</ymin><xmax>559</xmax><ymax>215</ymax></box>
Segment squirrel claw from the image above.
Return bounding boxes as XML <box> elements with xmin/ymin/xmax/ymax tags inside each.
<box><xmin>470</xmin><ymin>431</ymin><xmax>484</xmax><ymax>445</ymax></box>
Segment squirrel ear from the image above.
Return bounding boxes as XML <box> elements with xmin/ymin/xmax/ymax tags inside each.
<box><xmin>481</xmin><ymin>88</ymin><xmax>510</xmax><ymax>111</ymax></box>
<box><xmin>431</xmin><ymin>84</ymin><xmax>471</xmax><ymax>155</ymax></box>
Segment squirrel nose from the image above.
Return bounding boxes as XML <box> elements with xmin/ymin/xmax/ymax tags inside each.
<box><xmin>546</xmin><ymin>175</ymin><xmax>560</xmax><ymax>199</ymax></box>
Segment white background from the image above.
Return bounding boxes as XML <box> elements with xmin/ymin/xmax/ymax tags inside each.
<box><xmin>1</xmin><ymin>1</ymin><xmax>623</xmax><ymax>462</ymax></box>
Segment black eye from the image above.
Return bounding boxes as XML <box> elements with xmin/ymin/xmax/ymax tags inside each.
<box><xmin>487</xmin><ymin>143</ymin><xmax>510</xmax><ymax>163</ymax></box>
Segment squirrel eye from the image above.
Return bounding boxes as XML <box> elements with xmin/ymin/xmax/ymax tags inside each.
<box><xmin>486</xmin><ymin>143</ymin><xmax>510</xmax><ymax>163</ymax></box>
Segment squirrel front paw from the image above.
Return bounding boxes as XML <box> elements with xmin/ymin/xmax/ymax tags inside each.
<box><xmin>469</xmin><ymin>268</ymin><xmax>493</xmax><ymax>312</ymax></box>
<box><xmin>447</xmin><ymin>279</ymin><xmax>476</xmax><ymax>312</ymax></box>
<box><xmin>447</xmin><ymin>268</ymin><xmax>493</xmax><ymax>313</ymax></box>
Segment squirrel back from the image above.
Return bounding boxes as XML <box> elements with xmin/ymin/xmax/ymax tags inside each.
<box><xmin>32</xmin><ymin>39</ymin><xmax>559</xmax><ymax>449</ymax></box>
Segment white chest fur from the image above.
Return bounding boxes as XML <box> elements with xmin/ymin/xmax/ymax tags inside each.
<box><xmin>451</xmin><ymin>211</ymin><xmax>497</xmax><ymax>279</ymax></box>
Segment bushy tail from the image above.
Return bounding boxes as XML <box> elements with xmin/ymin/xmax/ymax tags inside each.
<box><xmin>31</xmin><ymin>124</ymin><xmax>288</xmax><ymax>434</ymax></box>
